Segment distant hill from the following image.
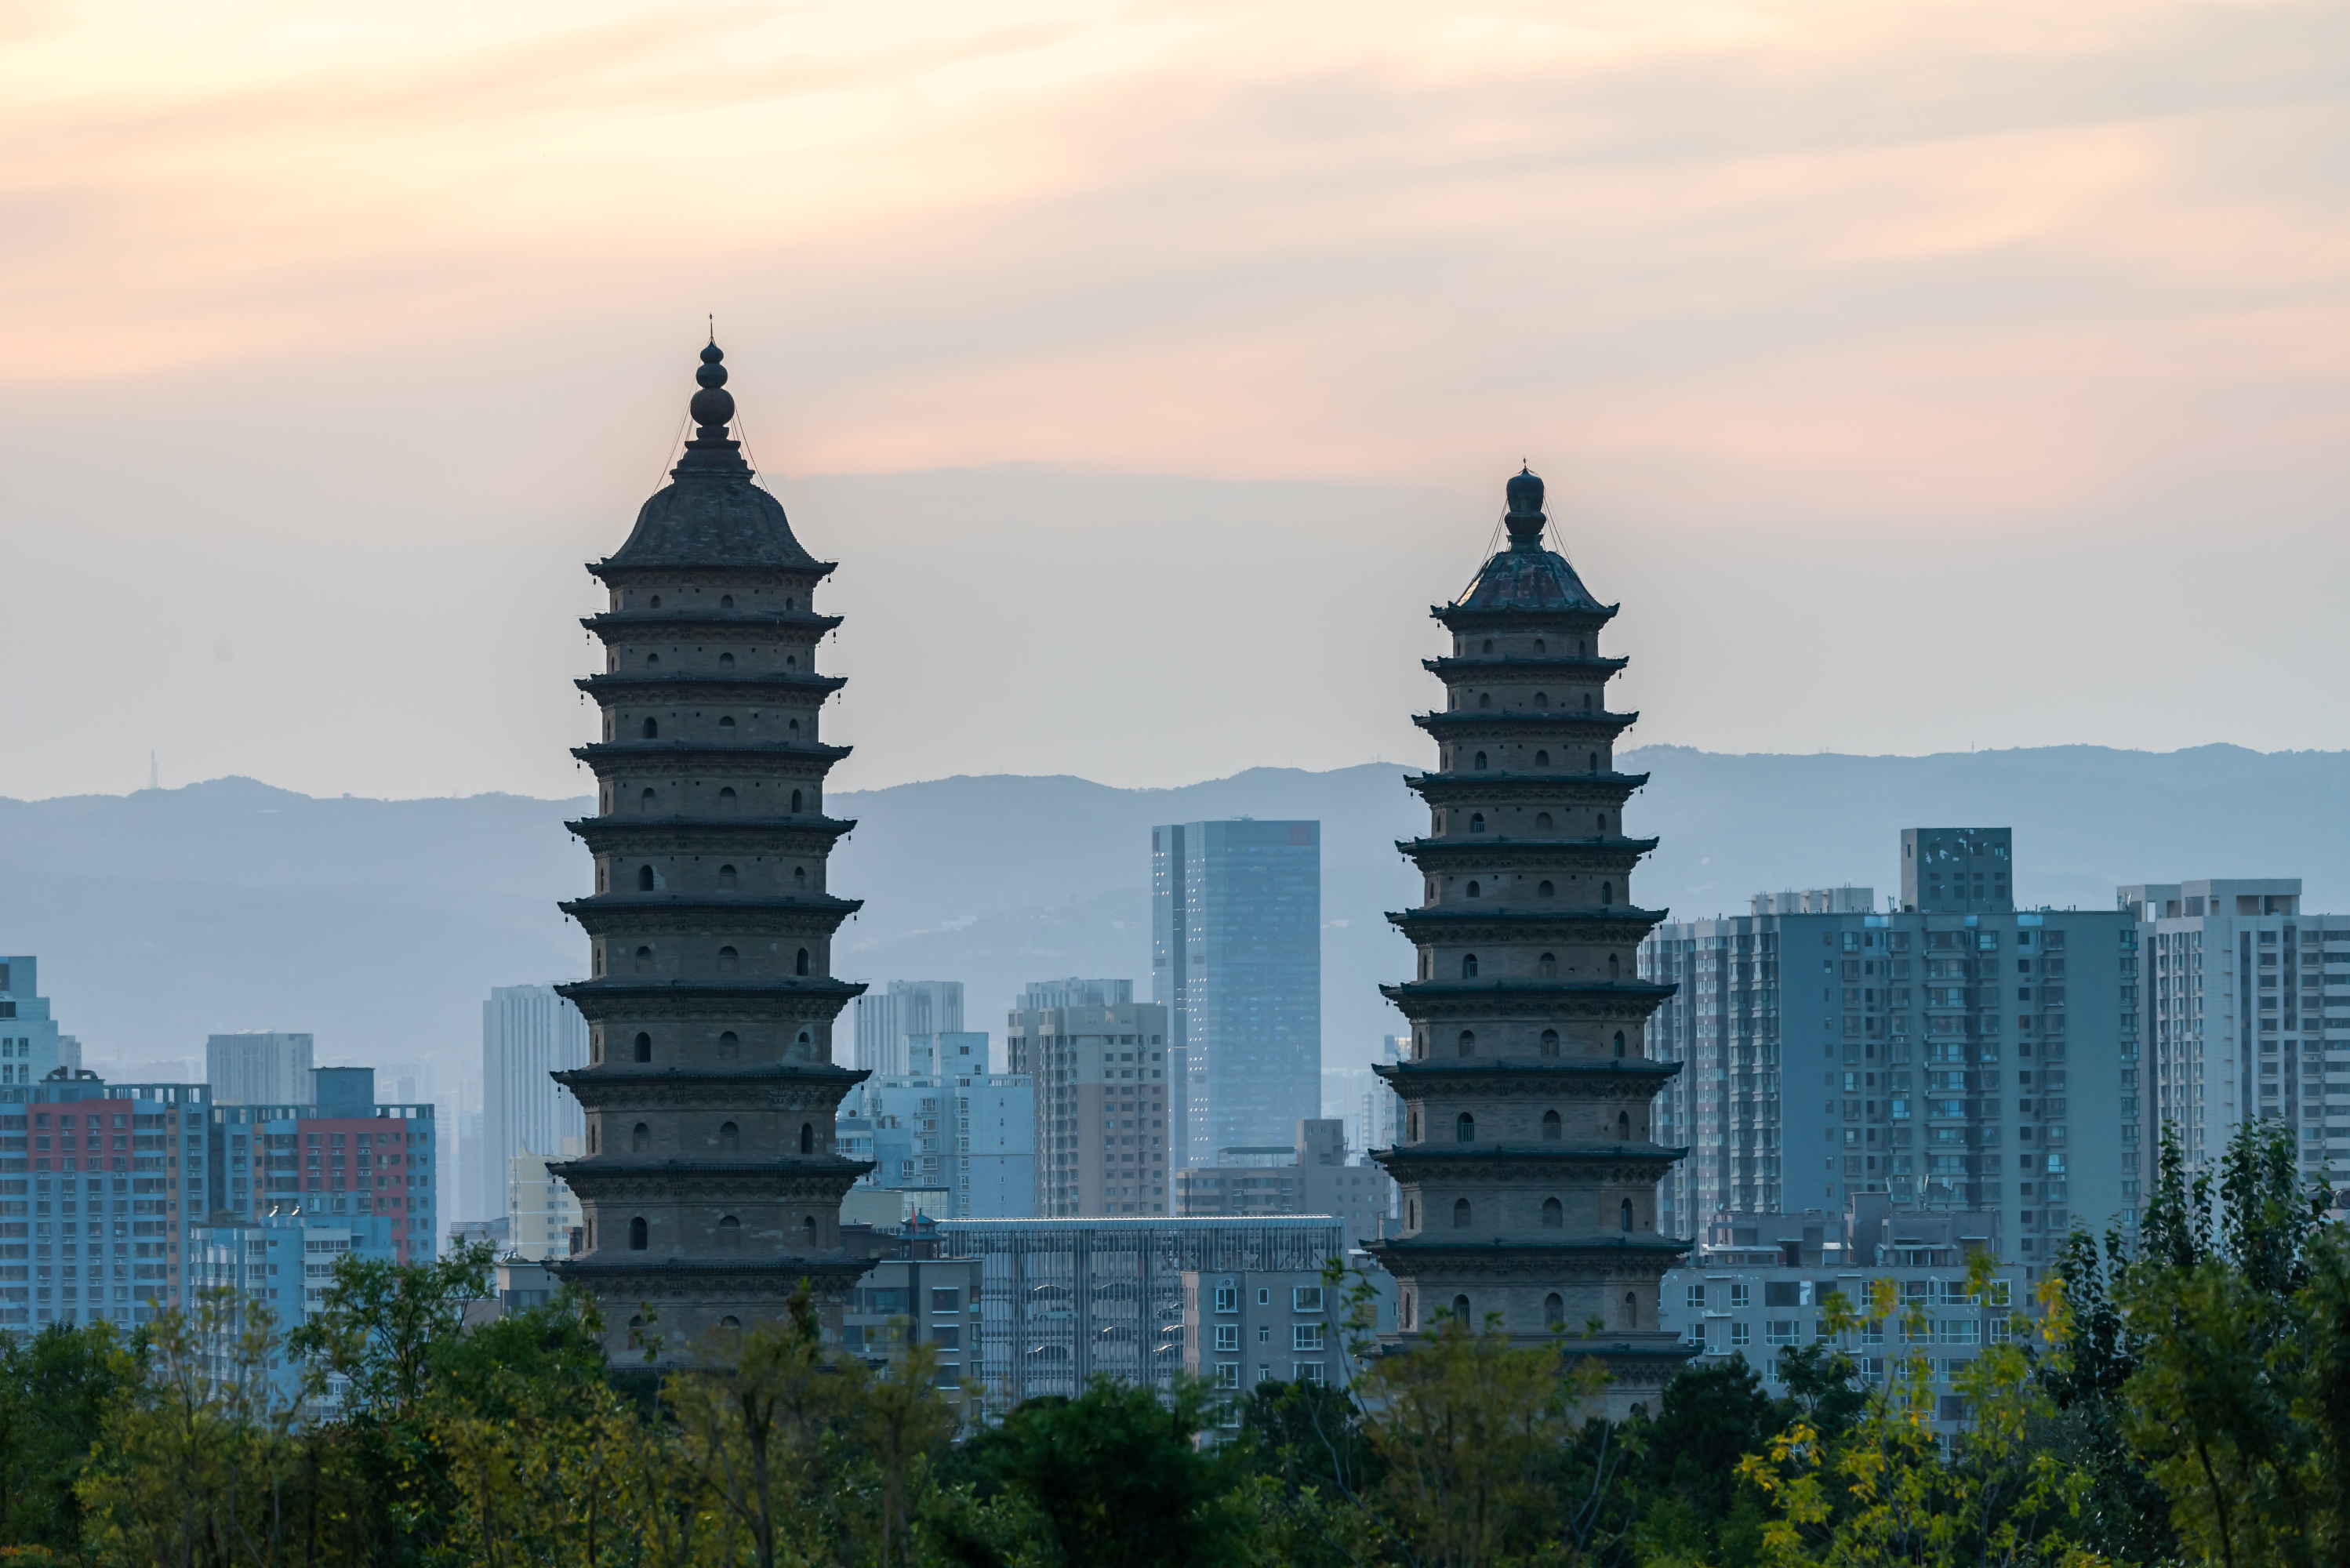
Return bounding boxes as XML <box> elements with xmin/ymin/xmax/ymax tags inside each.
<box><xmin>2</xmin><ymin>744</ymin><xmax>2344</xmax><ymax>1097</ymax></box>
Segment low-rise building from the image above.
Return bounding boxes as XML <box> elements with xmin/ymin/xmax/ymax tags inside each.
<box><xmin>841</xmin><ymin>1215</ymin><xmax>984</xmax><ymax>1403</ymax></box>
<box><xmin>1660</xmin><ymin>1196</ymin><xmax>2023</xmax><ymax>1432</ymax></box>
<box><xmin>1175</xmin><ymin>1119</ymin><xmax>1393</xmax><ymax>1243</ymax></box>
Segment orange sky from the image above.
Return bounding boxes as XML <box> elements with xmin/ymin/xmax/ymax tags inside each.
<box><xmin>2</xmin><ymin>0</ymin><xmax>2347</xmax><ymax>798</ymax></box>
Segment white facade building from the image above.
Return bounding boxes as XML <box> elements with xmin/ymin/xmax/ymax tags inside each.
<box><xmin>507</xmin><ymin>1138</ymin><xmax>583</xmax><ymax>1260</ymax></box>
<box><xmin>479</xmin><ymin>985</ymin><xmax>587</xmax><ymax>1222</ymax></box>
<box><xmin>2120</xmin><ymin>878</ymin><xmax>2350</xmax><ymax>1185</ymax></box>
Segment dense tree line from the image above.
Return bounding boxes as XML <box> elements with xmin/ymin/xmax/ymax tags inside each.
<box><xmin>0</xmin><ymin>1119</ymin><xmax>2343</xmax><ymax>1566</ymax></box>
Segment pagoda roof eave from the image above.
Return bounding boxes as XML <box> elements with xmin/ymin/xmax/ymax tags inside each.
<box><xmin>1407</xmin><ymin>771</ymin><xmax>1651</xmax><ymax>799</ymax></box>
<box><xmin>582</xmin><ymin>609</ymin><xmax>846</xmax><ymax>635</ymax></box>
<box><xmin>1381</xmin><ymin>978</ymin><xmax>1676</xmax><ymax>1003</ymax></box>
<box><xmin>576</xmin><ymin>672</ymin><xmax>848</xmax><ymax>699</ymax></box>
<box><xmin>558</xmin><ymin>892</ymin><xmax>864</xmax><ymax>919</ymax></box>
<box><xmin>1414</xmin><ymin>710</ymin><xmax>1638</xmax><ymax>733</ymax></box>
<box><xmin>588</xmin><ymin>557</ymin><xmax>839</xmax><ymax>583</ymax></box>
<box><xmin>1373</xmin><ymin>1059</ymin><xmax>1683</xmax><ymax>1084</ymax></box>
<box><xmin>1395</xmin><ymin>835</ymin><xmax>1661</xmax><ymax>858</ymax></box>
<box><xmin>555</xmin><ymin>976</ymin><xmax>870</xmax><ymax>1004</ymax></box>
<box><xmin>1384</xmin><ymin>906</ymin><xmax>1672</xmax><ymax>935</ymax></box>
<box><xmin>1432</xmin><ymin>601</ymin><xmax>1619</xmax><ymax>628</ymax></box>
<box><xmin>567</xmin><ymin>815</ymin><xmax>858</xmax><ymax>841</ymax></box>
<box><xmin>1371</xmin><ymin>1141</ymin><xmax>1689</xmax><ymax>1167</ymax></box>
<box><xmin>1422</xmin><ymin>654</ymin><xmax>1629</xmax><ymax>677</ymax></box>
<box><xmin>553</xmin><ymin>1063</ymin><xmax>870</xmax><ymax>1089</ymax></box>
<box><xmin>570</xmin><ymin>739</ymin><xmax>855</xmax><ymax>765</ymax></box>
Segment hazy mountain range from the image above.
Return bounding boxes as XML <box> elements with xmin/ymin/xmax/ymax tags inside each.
<box><xmin>2</xmin><ymin>743</ymin><xmax>2344</xmax><ymax>1101</ymax></box>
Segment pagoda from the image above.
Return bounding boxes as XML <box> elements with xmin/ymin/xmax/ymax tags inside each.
<box><xmin>551</xmin><ymin>343</ymin><xmax>873</xmax><ymax>1359</ymax></box>
<box><xmin>1370</xmin><ymin>466</ymin><xmax>1691</xmax><ymax>1413</ymax></box>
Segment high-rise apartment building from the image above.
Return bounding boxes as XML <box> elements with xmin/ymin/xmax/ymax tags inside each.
<box><xmin>852</xmin><ymin>982</ymin><xmax>964</xmax><ymax>1076</ymax></box>
<box><xmin>206</xmin><ymin>1067</ymin><xmax>438</xmax><ymax>1265</ymax></box>
<box><xmin>480</xmin><ymin>985</ymin><xmax>588</xmax><ymax>1221</ymax></box>
<box><xmin>0</xmin><ymin>958</ymin><xmax>67</xmax><ymax>1094</ymax></box>
<box><xmin>204</xmin><ymin>1032</ymin><xmax>315</xmax><ymax>1106</ymax></box>
<box><xmin>1644</xmin><ymin>836</ymin><xmax>2141</xmax><ymax>1275</ymax></box>
<box><xmin>1901</xmin><ymin>829</ymin><xmax>2014</xmax><ymax>915</ymax></box>
<box><xmin>1005</xmin><ymin>994</ymin><xmax>1173</xmax><ymax>1215</ymax></box>
<box><xmin>1022</xmin><ymin>978</ymin><xmax>1131</xmax><ymax>1011</ymax></box>
<box><xmin>844</xmin><ymin>1054</ymin><xmax>1037</xmax><ymax>1219</ymax></box>
<box><xmin>1151</xmin><ymin>821</ymin><xmax>1320</xmax><ymax>1169</ymax></box>
<box><xmin>508</xmin><ymin>1139</ymin><xmax>583</xmax><ymax>1260</ymax></box>
<box><xmin>1175</xmin><ymin>1118</ymin><xmax>1393</xmax><ymax>1243</ymax></box>
<box><xmin>1</xmin><ymin>1076</ymin><xmax>214</xmax><ymax>1334</ymax></box>
<box><xmin>2119</xmin><ymin>878</ymin><xmax>2348</xmax><ymax>1184</ymax></box>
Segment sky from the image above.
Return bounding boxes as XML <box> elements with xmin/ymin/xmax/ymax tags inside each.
<box><xmin>2</xmin><ymin>0</ymin><xmax>2347</xmax><ymax>801</ymax></box>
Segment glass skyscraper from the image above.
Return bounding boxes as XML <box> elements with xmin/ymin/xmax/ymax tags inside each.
<box><xmin>1151</xmin><ymin>820</ymin><xmax>1320</xmax><ymax>1169</ymax></box>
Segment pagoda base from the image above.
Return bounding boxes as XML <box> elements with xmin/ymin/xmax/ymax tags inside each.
<box><xmin>551</xmin><ymin>1254</ymin><xmax>874</xmax><ymax>1366</ymax></box>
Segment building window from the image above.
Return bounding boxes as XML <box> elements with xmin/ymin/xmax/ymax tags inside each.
<box><xmin>718</xmin><ymin>1215</ymin><xmax>741</xmax><ymax>1248</ymax></box>
<box><xmin>1473</xmin><ymin>752</ymin><xmax>1487</xmax><ymax>770</ymax></box>
<box><xmin>790</xmin><ymin>789</ymin><xmax>804</xmax><ymax>813</ymax></box>
<box><xmin>634</xmin><ymin>1032</ymin><xmax>652</xmax><ymax>1062</ymax></box>
<box><xmin>718</xmin><ymin>864</ymin><xmax>737</xmax><ymax>890</ymax></box>
<box><xmin>1542</xmin><ymin>1196</ymin><xmax>1563</xmax><ymax>1229</ymax></box>
<box><xmin>800</xmin><ymin>1123</ymin><xmax>815</xmax><ymax>1154</ymax></box>
<box><xmin>718</xmin><ymin>1030</ymin><xmax>739</xmax><ymax>1058</ymax></box>
<box><xmin>1613</xmin><ymin>1031</ymin><xmax>1626</xmax><ymax>1058</ymax></box>
<box><xmin>1541</xmin><ymin>1029</ymin><xmax>1560</xmax><ymax>1057</ymax></box>
<box><xmin>628</xmin><ymin>1217</ymin><xmax>648</xmax><ymax>1250</ymax></box>
<box><xmin>634</xmin><ymin>946</ymin><xmax>654</xmax><ymax>974</ymax></box>
<box><xmin>717</xmin><ymin>946</ymin><xmax>739</xmax><ymax>972</ymax></box>
<box><xmin>796</xmin><ymin>948</ymin><xmax>812</xmax><ymax>975</ymax></box>
<box><xmin>719</xmin><ymin>716</ymin><xmax>736</xmax><ymax>738</ymax></box>
<box><xmin>719</xmin><ymin>1122</ymin><xmax>740</xmax><ymax>1152</ymax></box>
<box><xmin>1538</xmin><ymin>952</ymin><xmax>1557</xmax><ymax>977</ymax></box>
<box><xmin>1538</xmin><ymin>880</ymin><xmax>1554</xmax><ymax>897</ymax></box>
<box><xmin>1456</xmin><ymin>1113</ymin><xmax>1475</xmax><ymax>1143</ymax></box>
<box><xmin>1462</xmin><ymin>954</ymin><xmax>1479</xmax><ymax>978</ymax></box>
<box><xmin>1453</xmin><ymin>1199</ymin><xmax>1472</xmax><ymax>1229</ymax></box>
<box><xmin>1543</xmin><ymin>1109</ymin><xmax>1561</xmax><ymax>1140</ymax></box>
<box><xmin>641</xmin><ymin>718</ymin><xmax>659</xmax><ymax>739</ymax></box>
<box><xmin>632</xmin><ymin>1123</ymin><xmax>650</xmax><ymax>1153</ymax></box>
<box><xmin>637</xmin><ymin>865</ymin><xmax>656</xmax><ymax>891</ymax></box>
<box><xmin>1620</xmin><ymin>1200</ymin><xmax>1634</xmax><ymax>1232</ymax></box>
<box><xmin>1617</xmin><ymin>1111</ymin><xmax>1631</xmax><ymax>1142</ymax></box>
<box><xmin>1458</xmin><ymin>1030</ymin><xmax>1476</xmax><ymax>1057</ymax></box>
<box><xmin>1545</xmin><ymin>1292</ymin><xmax>1565</xmax><ymax>1328</ymax></box>
<box><xmin>1466</xmin><ymin>880</ymin><xmax>1481</xmax><ymax>898</ymax></box>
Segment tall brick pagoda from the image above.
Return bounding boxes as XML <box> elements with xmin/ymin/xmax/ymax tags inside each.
<box><xmin>1371</xmin><ymin>466</ymin><xmax>1691</xmax><ymax>1413</ymax></box>
<box><xmin>552</xmin><ymin>343</ymin><xmax>873</xmax><ymax>1359</ymax></box>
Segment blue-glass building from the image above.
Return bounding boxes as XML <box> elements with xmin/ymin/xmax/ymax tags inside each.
<box><xmin>1151</xmin><ymin>820</ymin><xmax>1321</xmax><ymax>1168</ymax></box>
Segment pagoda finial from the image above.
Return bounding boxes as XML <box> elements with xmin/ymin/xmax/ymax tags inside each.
<box><xmin>689</xmin><ymin>339</ymin><xmax>736</xmax><ymax>437</ymax></box>
<box><xmin>1504</xmin><ymin>464</ymin><xmax>1545</xmax><ymax>549</ymax></box>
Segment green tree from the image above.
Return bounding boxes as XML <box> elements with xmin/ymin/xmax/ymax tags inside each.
<box><xmin>2112</xmin><ymin>1118</ymin><xmax>2346</xmax><ymax>1568</ymax></box>
<box><xmin>943</xmin><ymin>1374</ymin><xmax>1248</xmax><ymax>1567</ymax></box>
<box><xmin>0</xmin><ymin>1317</ymin><xmax>137</xmax><ymax>1552</ymax></box>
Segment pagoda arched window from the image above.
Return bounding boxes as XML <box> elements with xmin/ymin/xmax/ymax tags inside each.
<box><xmin>634</xmin><ymin>946</ymin><xmax>654</xmax><ymax>974</ymax></box>
<box><xmin>1601</xmin><ymin>881</ymin><xmax>1614</xmax><ymax>906</ymax></box>
<box><xmin>719</xmin><ymin>786</ymin><xmax>737</xmax><ymax>811</ymax></box>
<box><xmin>1535</xmin><ymin>813</ymin><xmax>1553</xmax><ymax>830</ymax></box>
<box><xmin>1469</xmin><ymin>813</ymin><xmax>1485</xmax><ymax>833</ymax></box>
<box><xmin>1473</xmin><ymin>751</ymin><xmax>1487</xmax><ymax>770</ymax></box>
<box><xmin>1478</xmin><ymin>693</ymin><xmax>1491</xmax><ymax>709</ymax></box>
<box><xmin>645</xmin><ymin>652</ymin><xmax>659</xmax><ymax>666</ymax></box>
<box><xmin>1543</xmin><ymin>1109</ymin><xmax>1561</xmax><ymax>1140</ymax></box>
<box><xmin>1613</xmin><ymin>1030</ymin><xmax>1626</xmax><ymax>1058</ymax></box>
<box><xmin>718</xmin><ymin>1215</ymin><xmax>741</xmax><ymax>1247</ymax></box>
<box><xmin>718</xmin><ymin>1031</ymin><xmax>739</xmax><ymax>1058</ymax></box>
<box><xmin>717</xmin><ymin>946</ymin><xmax>739</xmax><ymax>972</ymax></box>
<box><xmin>1542</xmin><ymin>1196</ymin><xmax>1563</xmax><ymax>1228</ymax></box>
<box><xmin>1481</xmin><ymin>640</ymin><xmax>1493</xmax><ymax>653</ymax></box>
<box><xmin>794</xmin><ymin>866</ymin><xmax>807</xmax><ymax>889</ymax></box>
<box><xmin>634</xmin><ymin>1032</ymin><xmax>652</xmax><ymax>1062</ymax></box>
<box><xmin>1588</xmin><ymin>752</ymin><xmax>1599</xmax><ymax>772</ymax></box>
<box><xmin>1455</xmin><ymin>1112</ymin><xmax>1475</xmax><ymax>1143</ymax></box>
<box><xmin>1622</xmin><ymin>1292</ymin><xmax>1638</xmax><ymax>1327</ymax></box>
<box><xmin>1538</xmin><ymin>880</ymin><xmax>1554</xmax><ymax>897</ymax></box>
<box><xmin>1465</xmin><ymin>880</ymin><xmax>1480</xmax><ymax>899</ymax></box>
<box><xmin>640</xmin><ymin>788</ymin><xmax>657</xmax><ymax>813</ymax></box>
<box><xmin>1540</xmin><ymin>1029</ymin><xmax>1560</xmax><ymax>1057</ymax></box>
<box><xmin>637</xmin><ymin>865</ymin><xmax>656</xmax><ymax>891</ymax></box>
<box><xmin>1457</xmin><ymin>1030</ymin><xmax>1475</xmax><ymax>1057</ymax></box>
<box><xmin>1453</xmin><ymin>1294</ymin><xmax>1471</xmax><ymax>1319</ymax></box>
<box><xmin>801</xmin><ymin>1123</ymin><xmax>815</xmax><ymax>1154</ymax></box>
<box><xmin>1620</xmin><ymin>1199</ymin><xmax>1633</xmax><ymax>1232</ymax></box>
<box><xmin>1453</xmin><ymin>1200</ymin><xmax>1472</xmax><ymax>1229</ymax></box>
<box><xmin>718</xmin><ymin>716</ymin><xmax>736</xmax><ymax>738</ymax></box>
<box><xmin>1535</xmin><ymin>750</ymin><xmax>1549</xmax><ymax>765</ymax></box>
<box><xmin>1408</xmin><ymin>1110</ymin><xmax>1420</xmax><ymax>1142</ymax></box>
<box><xmin>790</xmin><ymin>789</ymin><xmax>804</xmax><ymax>813</ymax></box>
<box><xmin>631</xmin><ymin>1123</ymin><xmax>649</xmax><ymax>1152</ymax></box>
<box><xmin>1461</xmin><ymin>954</ymin><xmax>1478</xmax><ymax>978</ymax></box>
<box><xmin>720</xmin><ymin>594</ymin><xmax>734</xmax><ymax>608</ymax></box>
<box><xmin>1538</xmin><ymin>953</ymin><xmax>1556</xmax><ymax>977</ymax></box>
<box><xmin>641</xmin><ymin>718</ymin><xmax>659</xmax><ymax>739</ymax></box>
<box><xmin>1608</xmin><ymin>954</ymin><xmax>1620</xmax><ymax>978</ymax></box>
<box><xmin>1534</xmin><ymin>639</ymin><xmax>1545</xmax><ymax>653</ymax></box>
<box><xmin>1582</xmin><ymin>693</ymin><xmax>1593</xmax><ymax>710</ymax></box>
<box><xmin>719</xmin><ymin>1122</ymin><xmax>740</xmax><ymax>1152</ymax></box>
<box><xmin>1617</xmin><ymin>1111</ymin><xmax>1631</xmax><ymax>1142</ymax></box>
<box><xmin>1545</xmin><ymin>1292</ymin><xmax>1565</xmax><ymax>1328</ymax></box>
<box><xmin>801</xmin><ymin>1216</ymin><xmax>818</xmax><ymax>1247</ymax></box>
<box><xmin>718</xmin><ymin>864</ymin><xmax>737</xmax><ymax>890</ymax></box>
<box><xmin>1534</xmin><ymin>691</ymin><xmax>1549</xmax><ymax>708</ymax></box>
<box><xmin>789</xmin><ymin>718</ymin><xmax>801</xmax><ymax>740</ymax></box>
<box><xmin>720</xmin><ymin>652</ymin><xmax>735</xmax><ymax>668</ymax></box>
<box><xmin>796</xmin><ymin>948</ymin><xmax>812</xmax><ymax>976</ymax></box>
<box><xmin>721</xmin><ymin>1315</ymin><xmax>742</xmax><ymax>1330</ymax></box>
<box><xmin>629</xmin><ymin>1217</ymin><xmax>648</xmax><ymax>1250</ymax></box>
